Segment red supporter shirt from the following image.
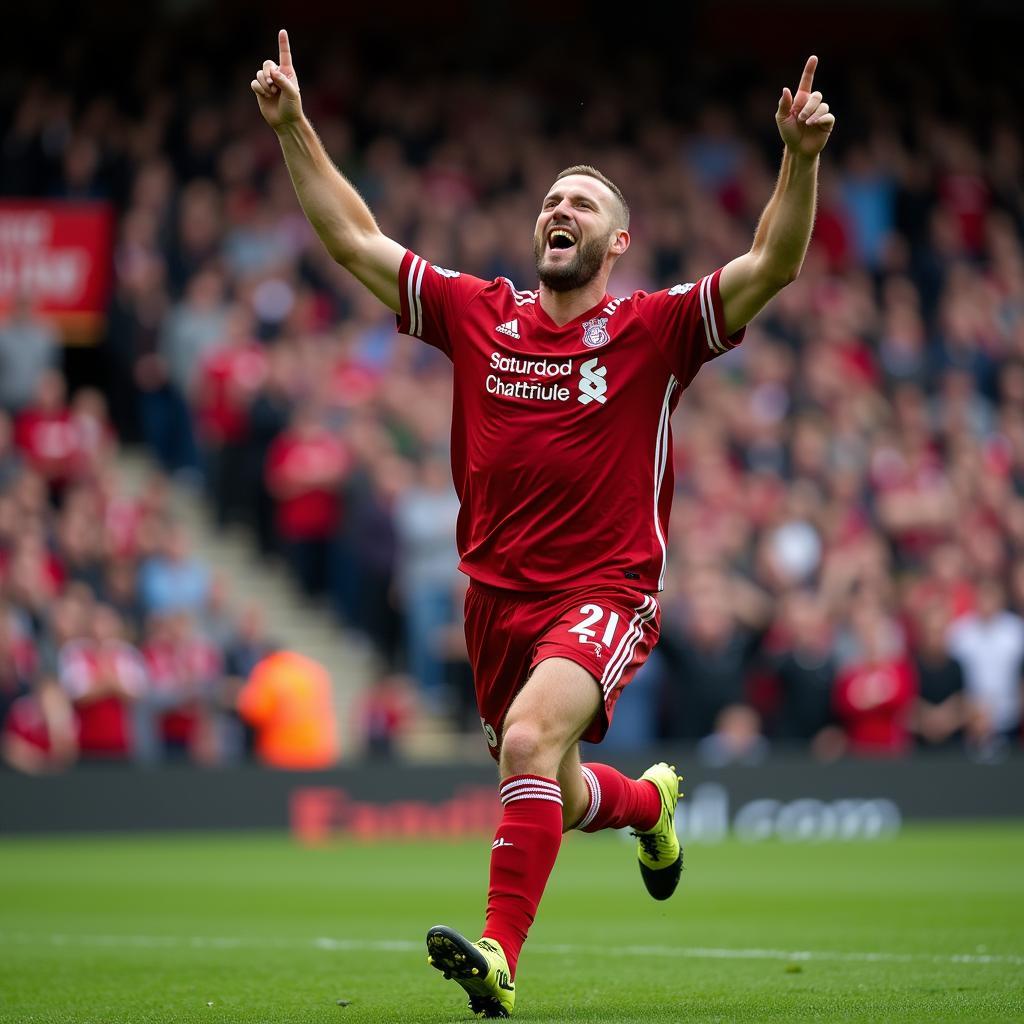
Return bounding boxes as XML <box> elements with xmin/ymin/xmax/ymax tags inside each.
<box><xmin>197</xmin><ymin>344</ymin><xmax>268</xmax><ymax>444</ymax></box>
<box><xmin>14</xmin><ymin>409</ymin><xmax>85</xmax><ymax>484</ymax></box>
<box><xmin>143</xmin><ymin>636</ymin><xmax>221</xmax><ymax>744</ymax></box>
<box><xmin>833</xmin><ymin>658</ymin><xmax>917</xmax><ymax>756</ymax></box>
<box><xmin>59</xmin><ymin>640</ymin><xmax>147</xmax><ymax>756</ymax></box>
<box><xmin>265</xmin><ymin>431</ymin><xmax>349</xmax><ymax>540</ymax></box>
<box><xmin>396</xmin><ymin>250</ymin><xmax>745</xmax><ymax>592</ymax></box>
<box><xmin>3</xmin><ymin>694</ymin><xmax>52</xmax><ymax>753</ymax></box>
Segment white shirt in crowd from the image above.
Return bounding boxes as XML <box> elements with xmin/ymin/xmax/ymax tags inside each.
<box><xmin>947</xmin><ymin>611</ymin><xmax>1024</xmax><ymax>733</ymax></box>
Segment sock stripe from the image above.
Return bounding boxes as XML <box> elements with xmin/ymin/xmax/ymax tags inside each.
<box><xmin>500</xmin><ymin>784</ymin><xmax>563</xmax><ymax>799</ymax></box>
<box><xmin>577</xmin><ymin>765</ymin><xmax>601</xmax><ymax>830</ymax></box>
<box><xmin>501</xmin><ymin>786</ymin><xmax>563</xmax><ymax>804</ymax></box>
<box><xmin>500</xmin><ymin>777</ymin><xmax>561</xmax><ymax>796</ymax></box>
<box><xmin>500</xmin><ymin>776</ymin><xmax>562</xmax><ymax>806</ymax></box>
<box><xmin>503</xmin><ymin>791</ymin><xmax>564</xmax><ymax>806</ymax></box>
<box><xmin>500</xmin><ymin>774</ymin><xmax>560</xmax><ymax>789</ymax></box>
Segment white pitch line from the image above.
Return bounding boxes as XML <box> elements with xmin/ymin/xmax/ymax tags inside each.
<box><xmin>1</xmin><ymin>933</ymin><xmax>1021</xmax><ymax>967</ymax></box>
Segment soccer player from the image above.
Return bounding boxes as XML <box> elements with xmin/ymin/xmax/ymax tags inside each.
<box><xmin>253</xmin><ymin>33</ymin><xmax>834</xmax><ymax>1019</ymax></box>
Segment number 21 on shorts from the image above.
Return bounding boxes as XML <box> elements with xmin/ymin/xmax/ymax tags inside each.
<box><xmin>568</xmin><ymin>604</ymin><xmax>620</xmax><ymax>652</ymax></box>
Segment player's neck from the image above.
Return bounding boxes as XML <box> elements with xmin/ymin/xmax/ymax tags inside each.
<box><xmin>537</xmin><ymin>278</ymin><xmax>608</xmax><ymax>328</ymax></box>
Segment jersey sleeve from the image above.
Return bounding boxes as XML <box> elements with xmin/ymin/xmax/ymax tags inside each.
<box><xmin>395</xmin><ymin>250</ymin><xmax>488</xmax><ymax>359</ymax></box>
<box><xmin>634</xmin><ymin>268</ymin><xmax>746</xmax><ymax>386</ymax></box>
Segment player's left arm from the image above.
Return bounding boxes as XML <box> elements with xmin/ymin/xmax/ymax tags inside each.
<box><xmin>719</xmin><ymin>55</ymin><xmax>835</xmax><ymax>337</ymax></box>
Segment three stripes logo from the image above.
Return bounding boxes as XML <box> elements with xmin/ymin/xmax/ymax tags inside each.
<box><xmin>495</xmin><ymin>319</ymin><xmax>521</xmax><ymax>339</ymax></box>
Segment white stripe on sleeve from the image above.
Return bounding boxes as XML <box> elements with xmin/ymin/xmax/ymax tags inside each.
<box><xmin>698</xmin><ymin>275</ymin><xmax>724</xmax><ymax>353</ymax></box>
<box><xmin>406</xmin><ymin>255</ymin><xmax>420</xmax><ymax>336</ymax></box>
<box><xmin>412</xmin><ymin>257</ymin><xmax>427</xmax><ymax>337</ymax></box>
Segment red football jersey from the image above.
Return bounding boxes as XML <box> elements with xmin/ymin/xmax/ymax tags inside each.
<box><xmin>396</xmin><ymin>250</ymin><xmax>745</xmax><ymax>592</ymax></box>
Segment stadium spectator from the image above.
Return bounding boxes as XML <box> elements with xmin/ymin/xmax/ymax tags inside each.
<box><xmin>244</xmin><ymin>341</ymin><xmax>298</xmax><ymax>556</ymax></box>
<box><xmin>696</xmin><ymin>704</ymin><xmax>770</xmax><ymax>767</ymax></box>
<box><xmin>193</xmin><ymin>306</ymin><xmax>268</xmax><ymax>528</ymax></box>
<box><xmin>769</xmin><ymin>590</ymin><xmax>838</xmax><ymax>743</ymax></box>
<box><xmin>218</xmin><ymin>604</ymin><xmax>278</xmax><ymax>761</ymax></box>
<box><xmin>137</xmin><ymin>611</ymin><xmax>221</xmax><ymax>763</ymax></box>
<box><xmin>159</xmin><ymin>269</ymin><xmax>231</xmax><ymax>409</ymax></box>
<box><xmin>59</xmin><ymin>603</ymin><xmax>147</xmax><ymax>760</ymax></box>
<box><xmin>393</xmin><ymin>456</ymin><xmax>460</xmax><ymax>706</ymax></box>
<box><xmin>237</xmin><ymin>649</ymin><xmax>339</xmax><ymax>769</ymax></box>
<box><xmin>69</xmin><ymin>389</ymin><xmax>117</xmax><ymax>476</ymax></box>
<box><xmin>265</xmin><ymin>405</ymin><xmax>350</xmax><ymax>595</ymax></box>
<box><xmin>0</xmin><ymin>293</ymin><xmax>59</xmax><ymax>414</ymax></box>
<box><xmin>910</xmin><ymin>602</ymin><xmax>967</xmax><ymax>750</ymax></box>
<box><xmin>659</xmin><ymin>572</ymin><xmax>768</xmax><ymax>741</ymax></box>
<box><xmin>0</xmin><ymin>413</ymin><xmax>24</xmax><ymax>492</ymax></box>
<box><xmin>0</xmin><ymin>601</ymin><xmax>35</xmax><ymax>736</ymax></box>
<box><xmin>138</xmin><ymin>521</ymin><xmax>211</xmax><ymax>616</ymax></box>
<box><xmin>1</xmin><ymin>568</ymin><xmax>77</xmax><ymax>774</ymax></box>
<box><xmin>224</xmin><ymin>604</ymin><xmax>277</xmax><ymax>682</ymax></box>
<box><xmin>947</xmin><ymin>578</ymin><xmax>1024</xmax><ymax>757</ymax></box>
<box><xmin>331</xmin><ymin>453</ymin><xmax>406</xmax><ymax>662</ymax></box>
<box><xmin>0</xmin><ymin>676</ymin><xmax>77</xmax><ymax>774</ymax></box>
<box><xmin>54</xmin><ymin>487</ymin><xmax>106</xmax><ymax>593</ymax></box>
<box><xmin>357</xmin><ymin>672</ymin><xmax>417</xmax><ymax>759</ymax></box>
<box><xmin>13</xmin><ymin>371</ymin><xmax>86</xmax><ymax>499</ymax></box>
<box><xmin>833</xmin><ymin>603</ymin><xmax>917</xmax><ymax>757</ymax></box>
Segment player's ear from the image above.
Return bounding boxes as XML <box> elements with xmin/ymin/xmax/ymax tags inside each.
<box><xmin>609</xmin><ymin>228</ymin><xmax>630</xmax><ymax>257</ymax></box>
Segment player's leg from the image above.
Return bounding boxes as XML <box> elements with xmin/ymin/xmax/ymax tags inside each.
<box><xmin>480</xmin><ymin>658</ymin><xmax>599</xmax><ymax>973</ymax></box>
<box><xmin>558</xmin><ymin>742</ymin><xmax>683</xmax><ymax>900</ymax></box>
<box><xmin>555</xmin><ymin>743</ymin><xmax>589</xmax><ymax>831</ymax></box>
<box><xmin>427</xmin><ymin>656</ymin><xmax>597</xmax><ymax>1018</ymax></box>
<box><xmin>557</xmin><ymin>743</ymin><xmax>659</xmax><ymax>833</ymax></box>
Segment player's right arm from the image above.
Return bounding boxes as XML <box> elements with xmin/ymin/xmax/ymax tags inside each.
<box><xmin>251</xmin><ymin>30</ymin><xmax>403</xmax><ymax>313</ymax></box>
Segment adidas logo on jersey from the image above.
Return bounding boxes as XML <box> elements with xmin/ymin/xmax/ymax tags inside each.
<box><xmin>495</xmin><ymin>319</ymin><xmax>521</xmax><ymax>340</ymax></box>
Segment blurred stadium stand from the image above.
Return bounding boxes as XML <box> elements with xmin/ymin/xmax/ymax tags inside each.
<box><xmin>1</xmin><ymin>0</ymin><xmax>1023</xmax><ymax>774</ymax></box>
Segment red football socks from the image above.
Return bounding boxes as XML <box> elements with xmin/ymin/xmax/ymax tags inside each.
<box><xmin>482</xmin><ymin>774</ymin><xmax>564</xmax><ymax>978</ymax></box>
<box><xmin>576</xmin><ymin>762</ymin><xmax>661</xmax><ymax>833</ymax></box>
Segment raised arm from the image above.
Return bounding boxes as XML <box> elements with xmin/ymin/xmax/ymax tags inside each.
<box><xmin>718</xmin><ymin>55</ymin><xmax>835</xmax><ymax>336</ymax></box>
<box><xmin>251</xmin><ymin>30</ymin><xmax>404</xmax><ymax>312</ymax></box>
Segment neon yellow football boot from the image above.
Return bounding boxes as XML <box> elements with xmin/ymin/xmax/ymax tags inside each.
<box><xmin>426</xmin><ymin>925</ymin><xmax>515</xmax><ymax>1019</ymax></box>
<box><xmin>633</xmin><ymin>762</ymin><xmax>684</xmax><ymax>900</ymax></box>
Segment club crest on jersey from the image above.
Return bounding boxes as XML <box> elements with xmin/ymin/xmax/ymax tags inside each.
<box><xmin>581</xmin><ymin>317</ymin><xmax>610</xmax><ymax>349</ymax></box>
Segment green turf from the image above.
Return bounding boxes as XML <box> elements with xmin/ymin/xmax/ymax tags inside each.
<box><xmin>1</xmin><ymin>825</ymin><xmax>1022</xmax><ymax>1023</ymax></box>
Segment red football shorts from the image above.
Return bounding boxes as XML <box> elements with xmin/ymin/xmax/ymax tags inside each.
<box><xmin>463</xmin><ymin>580</ymin><xmax>661</xmax><ymax>760</ymax></box>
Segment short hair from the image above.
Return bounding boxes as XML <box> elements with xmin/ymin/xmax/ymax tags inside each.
<box><xmin>554</xmin><ymin>164</ymin><xmax>630</xmax><ymax>229</ymax></box>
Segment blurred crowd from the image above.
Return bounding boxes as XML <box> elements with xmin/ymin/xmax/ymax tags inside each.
<box><xmin>1</xmin><ymin>29</ymin><xmax>1023</xmax><ymax>768</ymax></box>
<box><xmin>0</xmin><ymin>358</ymin><xmax>291</xmax><ymax>770</ymax></box>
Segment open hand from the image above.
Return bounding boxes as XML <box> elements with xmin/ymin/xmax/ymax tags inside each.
<box><xmin>776</xmin><ymin>56</ymin><xmax>834</xmax><ymax>158</ymax></box>
<box><xmin>251</xmin><ymin>29</ymin><xmax>302</xmax><ymax>131</ymax></box>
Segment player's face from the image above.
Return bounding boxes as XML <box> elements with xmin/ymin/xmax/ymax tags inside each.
<box><xmin>533</xmin><ymin>176</ymin><xmax>621</xmax><ymax>293</ymax></box>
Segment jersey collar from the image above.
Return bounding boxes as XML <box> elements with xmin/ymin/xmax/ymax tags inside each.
<box><xmin>534</xmin><ymin>291</ymin><xmax>614</xmax><ymax>331</ymax></box>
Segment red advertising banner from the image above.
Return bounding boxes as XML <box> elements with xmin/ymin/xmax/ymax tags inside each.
<box><xmin>0</xmin><ymin>201</ymin><xmax>115</xmax><ymax>344</ymax></box>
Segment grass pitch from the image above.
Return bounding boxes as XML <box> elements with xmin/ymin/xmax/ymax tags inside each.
<box><xmin>1</xmin><ymin>824</ymin><xmax>1022</xmax><ymax>1023</ymax></box>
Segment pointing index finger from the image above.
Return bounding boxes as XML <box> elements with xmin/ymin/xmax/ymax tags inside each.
<box><xmin>278</xmin><ymin>29</ymin><xmax>293</xmax><ymax>70</ymax></box>
<box><xmin>797</xmin><ymin>55</ymin><xmax>818</xmax><ymax>94</ymax></box>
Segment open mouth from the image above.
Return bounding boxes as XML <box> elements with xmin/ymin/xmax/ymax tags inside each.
<box><xmin>547</xmin><ymin>227</ymin><xmax>577</xmax><ymax>253</ymax></box>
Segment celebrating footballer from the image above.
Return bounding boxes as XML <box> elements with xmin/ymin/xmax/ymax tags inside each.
<box><xmin>253</xmin><ymin>32</ymin><xmax>834</xmax><ymax>1019</ymax></box>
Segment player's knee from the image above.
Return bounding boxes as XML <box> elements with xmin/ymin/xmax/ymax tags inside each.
<box><xmin>500</xmin><ymin>719</ymin><xmax>560</xmax><ymax>777</ymax></box>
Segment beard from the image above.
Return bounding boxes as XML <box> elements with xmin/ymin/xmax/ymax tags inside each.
<box><xmin>534</xmin><ymin>230</ymin><xmax>611</xmax><ymax>292</ymax></box>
